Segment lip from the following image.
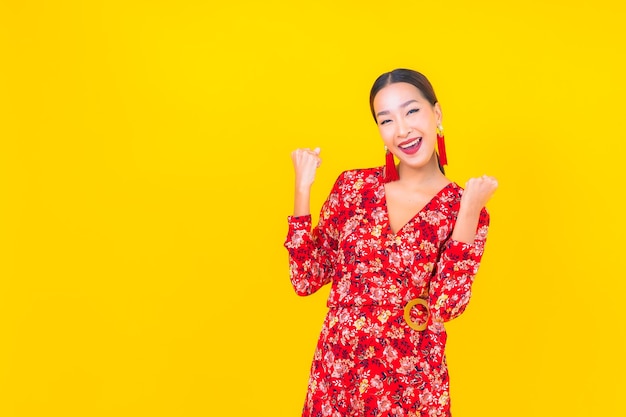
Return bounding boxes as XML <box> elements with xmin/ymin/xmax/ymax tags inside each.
<box><xmin>397</xmin><ymin>137</ymin><xmax>422</xmax><ymax>155</ymax></box>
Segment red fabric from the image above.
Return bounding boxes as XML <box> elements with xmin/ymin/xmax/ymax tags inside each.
<box><xmin>285</xmin><ymin>167</ymin><xmax>489</xmax><ymax>417</ymax></box>
<box><xmin>437</xmin><ymin>134</ymin><xmax>448</xmax><ymax>167</ymax></box>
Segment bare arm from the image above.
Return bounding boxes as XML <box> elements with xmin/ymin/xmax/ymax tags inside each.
<box><xmin>451</xmin><ymin>175</ymin><xmax>498</xmax><ymax>243</ymax></box>
<box><xmin>291</xmin><ymin>147</ymin><xmax>322</xmax><ymax>216</ymax></box>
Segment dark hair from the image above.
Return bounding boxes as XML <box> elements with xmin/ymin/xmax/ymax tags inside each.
<box><xmin>369</xmin><ymin>69</ymin><xmax>438</xmax><ymax>121</ymax></box>
<box><xmin>369</xmin><ymin>69</ymin><xmax>445</xmax><ymax>173</ymax></box>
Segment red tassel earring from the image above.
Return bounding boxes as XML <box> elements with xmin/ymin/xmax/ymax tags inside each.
<box><xmin>384</xmin><ymin>146</ymin><xmax>399</xmax><ymax>182</ymax></box>
<box><xmin>437</xmin><ymin>125</ymin><xmax>448</xmax><ymax>166</ymax></box>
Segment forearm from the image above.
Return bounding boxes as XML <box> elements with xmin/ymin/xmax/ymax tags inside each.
<box><xmin>293</xmin><ymin>187</ymin><xmax>312</xmax><ymax>217</ymax></box>
<box><xmin>450</xmin><ymin>205</ymin><xmax>482</xmax><ymax>244</ymax></box>
<box><xmin>452</xmin><ymin>175</ymin><xmax>498</xmax><ymax>243</ymax></box>
<box><xmin>432</xmin><ymin>207</ymin><xmax>490</xmax><ymax>322</ymax></box>
<box><xmin>284</xmin><ymin>217</ymin><xmax>334</xmax><ymax>296</ymax></box>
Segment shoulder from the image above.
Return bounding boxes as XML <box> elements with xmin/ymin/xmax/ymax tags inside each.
<box><xmin>441</xmin><ymin>181</ymin><xmax>463</xmax><ymax>200</ymax></box>
<box><xmin>334</xmin><ymin>166</ymin><xmax>384</xmax><ymax>189</ymax></box>
<box><xmin>437</xmin><ymin>182</ymin><xmax>463</xmax><ymax>216</ymax></box>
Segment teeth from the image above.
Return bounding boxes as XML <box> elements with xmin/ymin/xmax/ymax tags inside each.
<box><xmin>399</xmin><ymin>138</ymin><xmax>421</xmax><ymax>149</ymax></box>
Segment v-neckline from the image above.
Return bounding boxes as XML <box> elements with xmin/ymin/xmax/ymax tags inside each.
<box><xmin>381</xmin><ymin>181</ymin><xmax>454</xmax><ymax>236</ymax></box>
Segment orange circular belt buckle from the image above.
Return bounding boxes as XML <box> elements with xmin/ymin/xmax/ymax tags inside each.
<box><xmin>403</xmin><ymin>298</ymin><xmax>430</xmax><ymax>331</ymax></box>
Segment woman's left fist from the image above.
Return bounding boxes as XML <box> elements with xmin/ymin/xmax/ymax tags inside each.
<box><xmin>460</xmin><ymin>175</ymin><xmax>498</xmax><ymax>211</ymax></box>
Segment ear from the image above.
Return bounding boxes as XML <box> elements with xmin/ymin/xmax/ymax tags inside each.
<box><xmin>434</xmin><ymin>102</ymin><xmax>443</xmax><ymax>126</ymax></box>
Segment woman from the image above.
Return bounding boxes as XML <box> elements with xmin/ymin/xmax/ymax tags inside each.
<box><xmin>284</xmin><ymin>69</ymin><xmax>497</xmax><ymax>416</ymax></box>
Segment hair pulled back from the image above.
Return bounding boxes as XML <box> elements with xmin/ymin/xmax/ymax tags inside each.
<box><xmin>369</xmin><ymin>69</ymin><xmax>438</xmax><ymax>122</ymax></box>
<box><xmin>369</xmin><ymin>69</ymin><xmax>445</xmax><ymax>174</ymax></box>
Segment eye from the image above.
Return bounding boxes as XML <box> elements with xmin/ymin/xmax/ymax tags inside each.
<box><xmin>379</xmin><ymin>119</ymin><xmax>392</xmax><ymax>126</ymax></box>
<box><xmin>407</xmin><ymin>108</ymin><xmax>420</xmax><ymax>115</ymax></box>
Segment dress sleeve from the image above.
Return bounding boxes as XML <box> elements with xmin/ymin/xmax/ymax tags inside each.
<box><xmin>429</xmin><ymin>207</ymin><xmax>490</xmax><ymax>323</ymax></box>
<box><xmin>283</xmin><ymin>172</ymin><xmax>344</xmax><ymax>296</ymax></box>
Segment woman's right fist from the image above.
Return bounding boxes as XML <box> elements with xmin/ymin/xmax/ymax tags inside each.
<box><xmin>291</xmin><ymin>147</ymin><xmax>322</xmax><ymax>190</ymax></box>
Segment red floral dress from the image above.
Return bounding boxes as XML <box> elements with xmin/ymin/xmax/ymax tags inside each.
<box><xmin>284</xmin><ymin>167</ymin><xmax>490</xmax><ymax>417</ymax></box>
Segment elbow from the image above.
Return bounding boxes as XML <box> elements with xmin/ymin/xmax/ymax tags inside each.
<box><xmin>291</xmin><ymin>278</ymin><xmax>315</xmax><ymax>296</ymax></box>
<box><xmin>442</xmin><ymin>294</ymin><xmax>472</xmax><ymax>322</ymax></box>
<box><xmin>444</xmin><ymin>304</ymin><xmax>468</xmax><ymax>322</ymax></box>
<box><xmin>293</xmin><ymin>286</ymin><xmax>314</xmax><ymax>297</ymax></box>
<box><xmin>431</xmin><ymin>289</ymin><xmax>472</xmax><ymax>323</ymax></box>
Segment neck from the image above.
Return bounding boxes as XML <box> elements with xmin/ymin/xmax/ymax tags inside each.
<box><xmin>396</xmin><ymin>155</ymin><xmax>447</xmax><ymax>189</ymax></box>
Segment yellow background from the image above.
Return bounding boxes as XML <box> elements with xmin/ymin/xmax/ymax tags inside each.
<box><xmin>1</xmin><ymin>0</ymin><xmax>624</xmax><ymax>416</ymax></box>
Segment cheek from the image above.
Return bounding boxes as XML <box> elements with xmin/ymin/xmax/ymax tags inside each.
<box><xmin>378</xmin><ymin>126</ymin><xmax>394</xmax><ymax>142</ymax></box>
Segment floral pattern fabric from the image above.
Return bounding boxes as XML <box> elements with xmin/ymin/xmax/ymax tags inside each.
<box><xmin>284</xmin><ymin>167</ymin><xmax>490</xmax><ymax>417</ymax></box>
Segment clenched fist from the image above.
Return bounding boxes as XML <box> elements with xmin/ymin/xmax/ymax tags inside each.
<box><xmin>450</xmin><ymin>175</ymin><xmax>498</xmax><ymax>243</ymax></box>
<box><xmin>461</xmin><ymin>175</ymin><xmax>498</xmax><ymax>213</ymax></box>
<box><xmin>291</xmin><ymin>147</ymin><xmax>322</xmax><ymax>191</ymax></box>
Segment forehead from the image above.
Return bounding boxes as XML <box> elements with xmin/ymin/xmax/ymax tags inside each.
<box><xmin>373</xmin><ymin>82</ymin><xmax>426</xmax><ymax>111</ymax></box>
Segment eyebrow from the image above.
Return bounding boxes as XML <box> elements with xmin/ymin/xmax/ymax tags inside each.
<box><xmin>375</xmin><ymin>99</ymin><xmax>420</xmax><ymax>118</ymax></box>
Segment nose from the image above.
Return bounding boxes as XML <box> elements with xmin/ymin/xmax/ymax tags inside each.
<box><xmin>396</xmin><ymin>119</ymin><xmax>410</xmax><ymax>138</ymax></box>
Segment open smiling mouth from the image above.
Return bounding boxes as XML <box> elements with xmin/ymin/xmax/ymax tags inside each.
<box><xmin>398</xmin><ymin>137</ymin><xmax>422</xmax><ymax>154</ymax></box>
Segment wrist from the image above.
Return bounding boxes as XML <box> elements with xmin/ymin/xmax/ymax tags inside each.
<box><xmin>293</xmin><ymin>187</ymin><xmax>312</xmax><ymax>217</ymax></box>
<box><xmin>458</xmin><ymin>202</ymin><xmax>482</xmax><ymax>219</ymax></box>
<box><xmin>295</xmin><ymin>184</ymin><xmax>312</xmax><ymax>195</ymax></box>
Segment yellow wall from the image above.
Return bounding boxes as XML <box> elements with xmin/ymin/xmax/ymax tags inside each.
<box><xmin>1</xmin><ymin>1</ymin><xmax>624</xmax><ymax>415</ymax></box>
